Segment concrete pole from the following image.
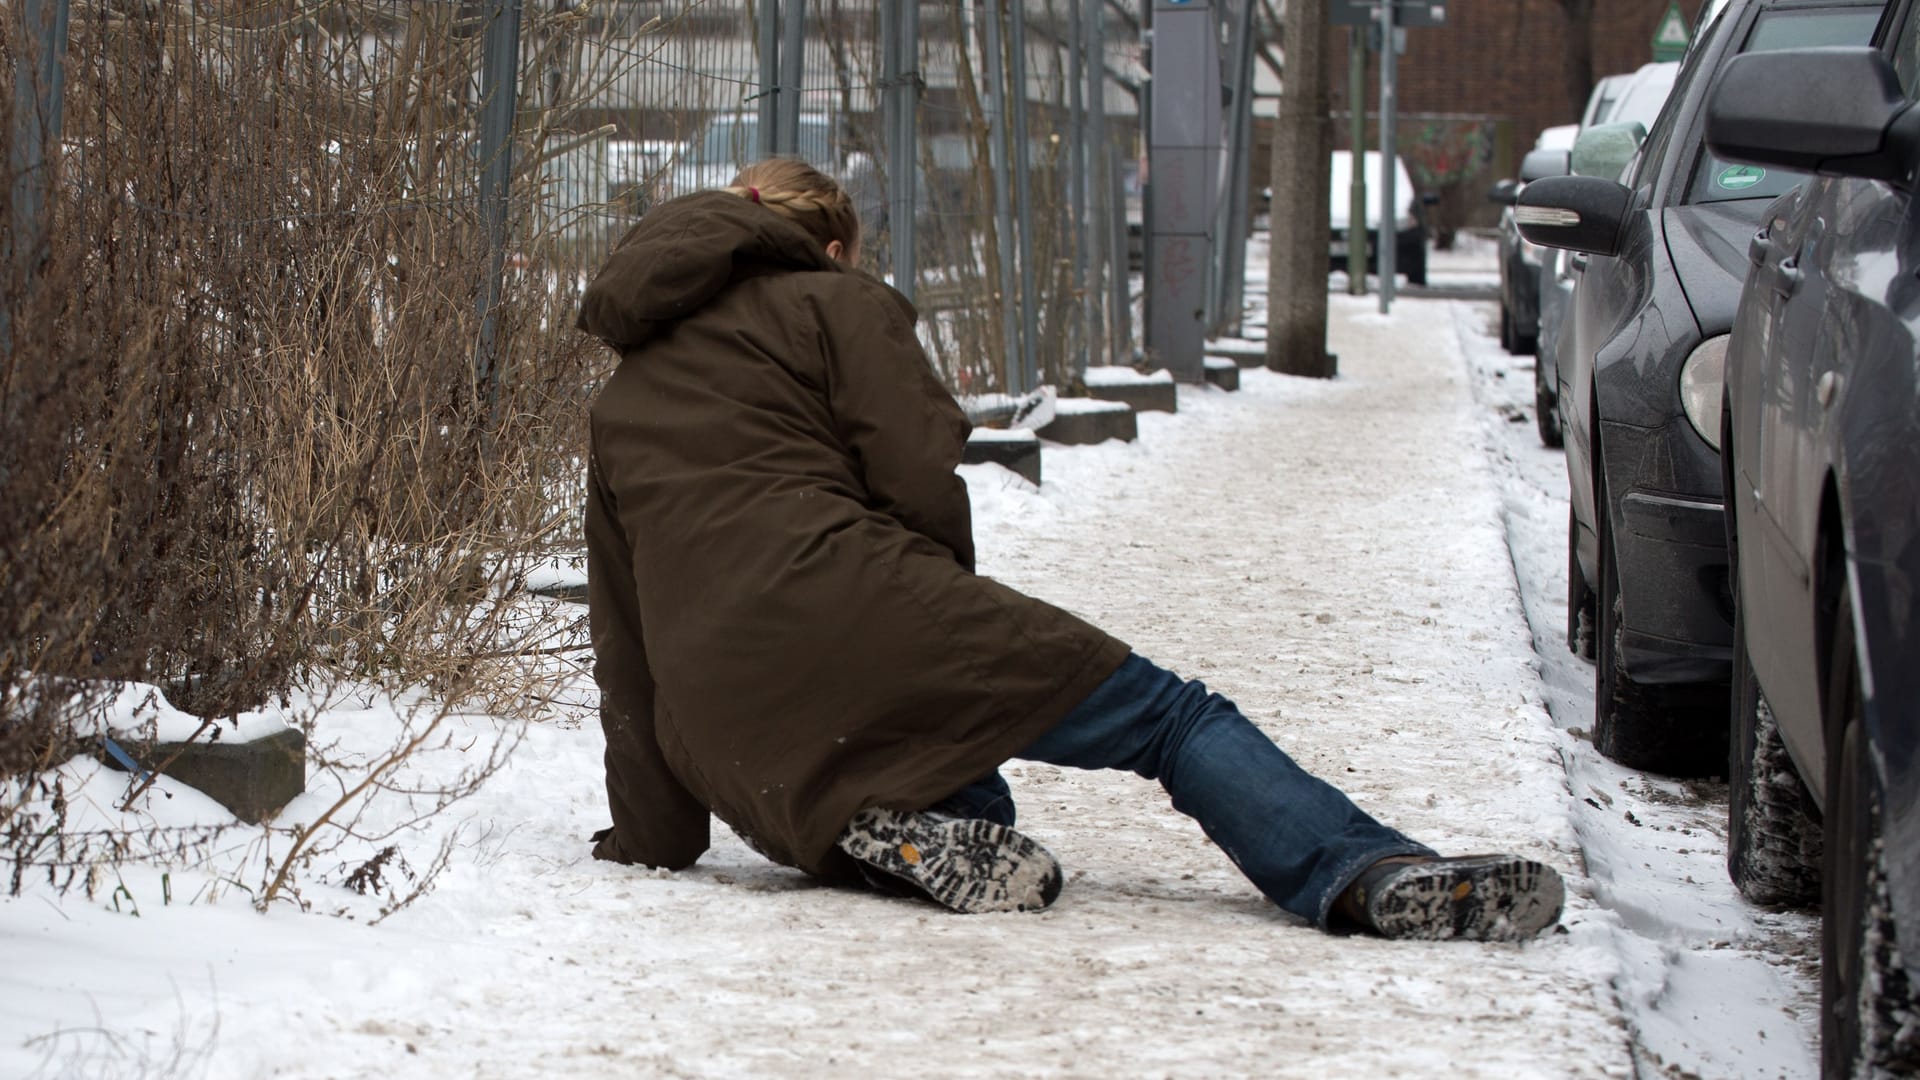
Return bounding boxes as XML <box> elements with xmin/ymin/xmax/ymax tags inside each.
<box><xmin>1143</xmin><ymin>0</ymin><xmax>1221</xmax><ymax>383</ymax></box>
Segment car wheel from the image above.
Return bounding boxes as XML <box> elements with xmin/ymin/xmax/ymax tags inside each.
<box><xmin>1726</xmin><ymin>583</ymin><xmax>1820</xmax><ymax>905</ymax></box>
<box><xmin>1500</xmin><ymin>304</ymin><xmax>1516</xmax><ymax>352</ymax></box>
<box><xmin>1592</xmin><ymin>465</ymin><xmax>1727</xmax><ymax>775</ymax></box>
<box><xmin>1403</xmin><ymin>242</ymin><xmax>1428</xmax><ymax>286</ymax></box>
<box><xmin>1568</xmin><ymin>508</ymin><xmax>1595</xmax><ymax>661</ymax></box>
<box><xmin>1821</xmin><ymin>584</ymin><xmax>1920</xmax><ymax>1077</ymax></box>
<box><xmin>1535</xmin><ymin>359</ymin><xmax>1563</xmax><ymax>448</ymax></box>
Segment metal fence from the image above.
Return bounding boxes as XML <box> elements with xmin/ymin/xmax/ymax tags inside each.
<box><xmin>525</xmin><ymin>0</ymin><xmax>1156</xmax><ymax>396</ymax></box>
<box><xmin>10</xmin><ymin>0</ymin><xmax>1273</xmax><ymax>399</ymax></box>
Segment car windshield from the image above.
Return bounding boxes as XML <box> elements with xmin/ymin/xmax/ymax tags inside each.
<box><xmin>1686</xmin><ymin>7</ymin><xmax>1883</xmax><ymax>204</ymax></box>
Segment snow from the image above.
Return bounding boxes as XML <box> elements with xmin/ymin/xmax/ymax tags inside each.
<box><xmin>1</xmin><ymin>234</ymin><xmax>1822</xmax><ymax>1079</ymax></box>
<box><xmin>78</xmin><ymin>683</ymin><xmax>293</xmax><ymax>745</ymax></box>
<box><xmin>1050</xmin><ymin>396</ymin><xmax>1133</xmax><ymax>416</ymax></box>
<box><xmin>965</xmin><ymin>427</ymin><xmax>1039</xmax><ymax>444</ymax></box>
<box><xmin>1082</xmin><ymin>365</ymin><xmax>1173</xmax><ymax>386</ymax></box>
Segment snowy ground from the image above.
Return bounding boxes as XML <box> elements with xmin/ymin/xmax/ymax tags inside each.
<box><xmin>2</xmin><ymin>236</ymin><xmax>1822</xmax><ymax>1078</ymax></box>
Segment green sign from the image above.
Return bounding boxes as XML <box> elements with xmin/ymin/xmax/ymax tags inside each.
<box><xmin>1717</xmin><ymin>165</ymin><xmax>1766</xmax><ymax>191</ymax></box>
<box><xmin>1652</xmin><ymin>1</ymin><xmax>1690</xmax><ymax>62</ymax></box>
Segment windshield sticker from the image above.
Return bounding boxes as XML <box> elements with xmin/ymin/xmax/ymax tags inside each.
<box><xmin>1716</xmin><ymin>165</ymin><xmax>1766</xmax><ymax>191</ymax></box>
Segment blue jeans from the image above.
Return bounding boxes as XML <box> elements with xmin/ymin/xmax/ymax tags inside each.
<box><xmin>933</xmin><ymin>653</ymin><xmax>1432</xmax><ymax>927</ymax></box>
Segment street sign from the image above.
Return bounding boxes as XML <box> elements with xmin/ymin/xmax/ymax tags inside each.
<box><xmin>1651</xmin><ymin>1</ymin><xmax>1690</xmax><ymax>61</ymax></box>
<box><xmin>1332</xmin><ymin>1</ymin><xmax>1446</xmax><ymax>28</ymax></box>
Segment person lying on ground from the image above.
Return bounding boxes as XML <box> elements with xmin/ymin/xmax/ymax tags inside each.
<box><xmin>575</xmin><ymin>158</ymin><xmax>1565</xmax><ymax>941</ymax></box>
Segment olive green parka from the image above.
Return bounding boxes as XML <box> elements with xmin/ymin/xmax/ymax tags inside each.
<box><xmin>577</xmin><ymin>191</ymin><xmax>1128</xmax><ymax>879</ymax></box>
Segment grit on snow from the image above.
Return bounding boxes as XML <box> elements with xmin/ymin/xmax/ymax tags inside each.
<box><xmin>2</xmin><ymin>241</ymin><xmax>1823</xmax><ymax>1079</ymax></box>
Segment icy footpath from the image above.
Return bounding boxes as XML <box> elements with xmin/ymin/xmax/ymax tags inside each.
<box><xmin>2</xmin><ymin>299</ymin><xmax>1631</xmax><ymax>1079</ymax></box>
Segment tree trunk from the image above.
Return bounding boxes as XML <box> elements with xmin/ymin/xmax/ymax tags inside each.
<box><xmin>1560</xmin><ymin>0</ymin><xmax>1596</xmax><ymax>122</ymax></box>
<box><xmin>1264</xmin><ymin>0</ymin><xmax>1333</xmax><ymax>378</ymax></box>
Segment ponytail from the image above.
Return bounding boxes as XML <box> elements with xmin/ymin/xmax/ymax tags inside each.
<box><xmin>724</xmin><ymin>158</ymin><xmax>861</xmax><ymax>257</ymax></box>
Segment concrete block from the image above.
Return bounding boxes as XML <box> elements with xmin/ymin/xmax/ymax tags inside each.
<box><xmin>1039</xmin><ymin>399</ymin><xmax>1138</xmax><ymax>446</ymax></box>
<box><xmin>1203</xmin><ymin>358</ymin><xmax>1240</xmax><ymax>391</ymax></box>
<box><xmin>964</xmin><ymin>429</ymin><xmax>1042</xmax><ymax>486</ymax></box>
<box><xmin>102</xmin><ymin>724</ymin><xmax>307</xmax><ymax>824</ymax></box>
<box><xmin>1083</xmin><ymin>367</ymin><xmax>1177</xmax><ymax>413</ymax></box>
<box><xmin>1205</xmin><ymin>338</ymin><xmax>1268</xmax><ymax>369</ymax></box>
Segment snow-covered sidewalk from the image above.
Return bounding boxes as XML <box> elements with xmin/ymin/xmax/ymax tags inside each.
<box><xmin>4</xmin><ymin>288</ymin><xmax>1645</xmax><ymax>1078</ymax></box>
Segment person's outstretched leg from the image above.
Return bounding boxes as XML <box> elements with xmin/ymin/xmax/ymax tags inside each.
<box><xmin>1017</xmin><ymin>653</ymin><xmax>1562</xmax><ymax>938</ymax></box>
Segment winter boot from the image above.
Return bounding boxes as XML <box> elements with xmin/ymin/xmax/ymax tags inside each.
<box><xmin>836</xmin><ymin>807</ymin><xmax>1063</xmax><ymax>914</ymax></box>
<box><xmin>1347</xmin><ymin>854</ymin><xmax>1565</xmax><ymax>941</ymax></box>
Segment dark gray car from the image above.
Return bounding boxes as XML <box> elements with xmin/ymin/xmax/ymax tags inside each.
<box><xmin>1705</xmin><ymin>28</ymin><xmax>1920</xmax><ymax>1077</ymax></box>
<box><xmin>1515</xmin><ymin>0</ymin><xmax>1883</xmax><ymax>776</ymax></box>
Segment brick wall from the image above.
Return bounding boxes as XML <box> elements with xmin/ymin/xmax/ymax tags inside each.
<box><xmin>1246</xmin><ymin>1</ymin><xmax>1704</xmax><ymax>235</ymax></box>
<box><xmin>1329</xmin><ymin>0</ymin><xmax>1706</xmax><ymax>156</ymax></box>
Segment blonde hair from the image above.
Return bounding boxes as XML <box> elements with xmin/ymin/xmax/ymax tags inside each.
<box><xmin>724</xmin><ymin>158</ymin><xmax>861</xmax><ymax>258</ymax></box>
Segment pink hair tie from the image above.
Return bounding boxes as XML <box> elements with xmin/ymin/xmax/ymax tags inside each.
<box><xmin>748</xmin><ymin>186</ymin><xmax>761</xmax><ymax>204</ymax></box>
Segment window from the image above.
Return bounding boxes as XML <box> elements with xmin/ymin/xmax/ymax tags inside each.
<box><xmin>1892</xmin><ymin>3</ymin><xmax>1920</xmax><ymax>96</ymax></box>
<box><xmin>1684</xmin><ymin>5</ymin><xmax>1884</xmax><ymax>204</ymax></box>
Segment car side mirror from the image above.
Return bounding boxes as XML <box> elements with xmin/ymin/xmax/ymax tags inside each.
<box><xmin>1570</xmin><ymin>121</ymin><xmax>1647</xmax><ymax>181</ymax></box>
<box><xmin>1487</xmin><ymin>178</ymin><xmax>1521</xmax><ymax>206</ymax></box>
<box><xmin>1705</xmin><ymin>47</ymin><xmax>1910</xmax><ymax>183</ymax></box>
<box><xmin>1518</xmin><ymin>147</ymin><xmax>1570</xmax><ymax>182</ymax></box>
<box><xmin>1515</xmin><ymin>175</ymin><xmax>1631</xmax><ymax>258</ymax></box>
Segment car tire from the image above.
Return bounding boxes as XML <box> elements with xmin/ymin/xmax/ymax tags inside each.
<box><xmin>1726</xmin><ymin>584</ymin><xmax>1820</xmax><ymax>906</ymax></box>
<box><xmin>1568</xmin><ymin>509</ymin><xmax>1596</xmax><ymax>661</ymax></box>
<box><xmin>1821</xmin><ymin>583</ymin><xmax>1920</xmax><ymax>1077</ymax></box>
<box><xmin>1535</xmin><ymin>359</ymin><xmax>1563</xmax><ymax>448</ymax></box>
<box><xmin>1592</xmin><ymin>466</ymin><xmax>1727</xmax><ymax>776</ymax></box>
<box><xmin>1403</xmin><ymin>242</ymin><xmax>1428</xmax><ymax>286</ymax></box>
<box><xmin>1501</xmin><ymin>304</ymin><xmax>1516</xmax><ymax>352</ymax></box>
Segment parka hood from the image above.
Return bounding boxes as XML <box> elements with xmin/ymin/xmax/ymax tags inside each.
<box><xmin>576</xmin><ymin>190</ymin><xmax>841</xmax><ymax>349</ymax></box>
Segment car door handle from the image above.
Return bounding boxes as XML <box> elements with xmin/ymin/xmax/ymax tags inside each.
<box><xmin>1772</xmin><ymin>255</ymin><xmax>1802</xmax><ymax>297</ymax></box>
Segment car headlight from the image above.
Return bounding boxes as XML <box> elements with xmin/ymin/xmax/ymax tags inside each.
<box><xmin>1680</xmin><ymin>334</ymin><xmax>1728</xmax><ymax>451</ymax></box>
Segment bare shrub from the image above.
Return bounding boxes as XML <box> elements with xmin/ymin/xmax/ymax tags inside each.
<box><xmin>1</xmin><ymin>3</ymin><xmax>607</xmax><ymax>901</ymax></box>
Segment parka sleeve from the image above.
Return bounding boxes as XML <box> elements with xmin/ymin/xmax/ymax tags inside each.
<box><xmin>812</xmin><ymin>275</ymin><xmax>978</xmax><ymax>572</ymax></box>
<box><xmin>584</xmin><ymin>449</ymin><xmax>711</xmax><ymax>870</ymax></box>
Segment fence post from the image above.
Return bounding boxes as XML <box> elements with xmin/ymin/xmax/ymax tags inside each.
<box><xmin>1091</xmin><ymin>1</ymin><xmax>1130</xmax><ymax>366</ymax></box>
<box><xmin>1067</xmin><ymin>0</ymin><xmax>1090</xmax><ymax>382</ymax></box>
<box><xmin>1209</xmin><ymin>0</ymin><xmax>1255</xmax><ymax>336</ymax></box>
<box><xmin>779</xmin><ymin>0</ymin><xmax>807</xmax><ymax>153</ymax></box>
<box><xmin>474</xmin><ymin>0</ymin><xmax>523</xmax><ymax>402</ymax></box>
<box><xmin>1007</xmin><ymin>0</ymin><xmax>1038</xmax><ymax>391</ymax></box>
<box><xmin>758</xmin><ymin>0</ymin><xmax>780</xmax><ymax>157</ymax></box>
<box><xmin>895</xmin><ymin>0</ymin><xmax>920</xmax><ymax>301</ymax></box>
<box><xmin>881</xmin><ymin>0</ymin><xmax>921</xmax><ymax>301</ymax></box>
<box><xmin>4</xmin><ymin>0</ymin><xmax>72</xmax><ymax>353</ymax></box>
<box><xmin>980</xmin><ymin>0</ymin><xmax>1022</xmax><ymax>393</ymax></box>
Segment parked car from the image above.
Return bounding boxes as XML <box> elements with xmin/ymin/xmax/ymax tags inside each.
<box><xmin>1705</xmin><ymin>31</ymin><xmax>1919</xmax><ymax>1078</ymax></box>
<box><xmin>1329</xmin><ymin>150</ymin><xmax>1431</xmax><ymax>286</ymax></box>
<box><xmin>1533</xmin><ymin>61</ymin><xmax>1681</xmax><ymax>447</ymax></box>
<box><xmin>1492</xmin><ymin>125</ymin><xmax>1576</xmax><ymax>360</ymax></box>
<box><xmin>668</xmin><ymin>111</ymin><xmax>841</xmax><ymax>197</ymax></box>
<box><xmin>1513</xmin><ymin>0</ymin><xmax>1884</xmax><ymax>775</ymax></box>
